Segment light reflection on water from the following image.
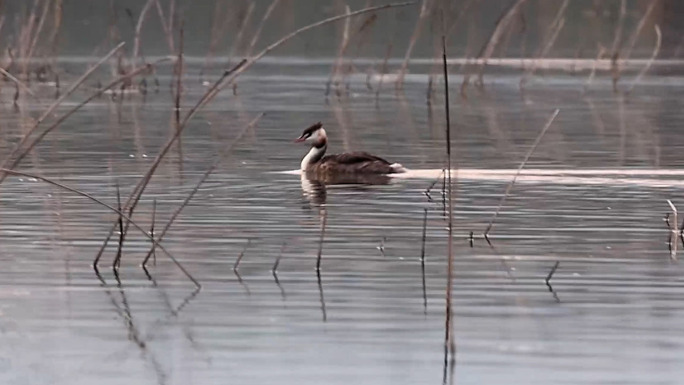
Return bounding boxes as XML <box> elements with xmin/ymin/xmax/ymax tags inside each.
<box><xmin>1</xmin><ymin>62</ymin><xmax>684</xmax><ymax>384</ymax></box>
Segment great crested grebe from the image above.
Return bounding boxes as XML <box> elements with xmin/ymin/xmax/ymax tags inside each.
<box><xmin>294</xmin><ymin>122</ymin><xmax>406</xmax><ymax>175</ymax></box>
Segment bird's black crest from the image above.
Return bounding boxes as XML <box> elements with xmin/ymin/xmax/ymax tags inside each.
<box><xmin>300</xmin><ymin>122</ymin><xmax>323</xmax><ymax>138</ymax></box>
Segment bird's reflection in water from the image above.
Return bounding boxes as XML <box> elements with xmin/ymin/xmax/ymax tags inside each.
<box><xmin>300</xmin><ymin>171</ymin><xmax>392</xmax><ymax>207</ymax></box>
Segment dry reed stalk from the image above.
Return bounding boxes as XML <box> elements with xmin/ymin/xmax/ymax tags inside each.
<box><xmin>1</xmin><ymin>59</ymin><xmax>161</xmax><ymax>186</ymax></box>
<box><xmin>317</xmin><ymin>267</ymin><xmax>327</xmax><ymax>322</ymax></box>
<box><xmin>100</xmin><ymin>2</ymin><xmax>415</xmax><ymax>258</ymax></box>
<box><xmin>626</xmin><ymin>25</ymin><xmax>661</xmax><ymax>95</ymax></box>
<box><xmin>325</xmin><ymin>4</ymin><xmax>351</xmax><ymax>99</ymax></box>
<box><xmin>396</xmin><ymin>0</ymin><xmax>430</xmax><ymax>89</ymax></box>
<box><xmin>174</xmin><ymin>22</ymin><xmax>185</xmax><ymax>167</ymax></box>
<box><xmin>484</xmin><ymin>109</ymin><xmax>560</xmax><ymax>238</ymax></box>
<box><xmin>469</xmin><ymin>0</ymin><xmax>527</xmax><ymax>89</ymax></box>
<box><xmin>0</xmin><ymin>67</ymin><xmax>36</xmax><ymax>97</ymax></box>
<box><xmin>247</xmin><ymin>0</ymin><xmax>281</xmax><ymax>57</ymax></box>
<box><xmin>0</xmin><ymin>42</ymin><xmax>125</xmax><ymax>184</ymax></box>
<box><xmin>0</xmin><ymin>168</ymin><xmax>200</xmax><ymax>287</ymax></box>
<box><xmin>350</xmin><ymin>12</ymin><xmax>378</xmax><ymax>74</ymax></box>
<box><xmin>520</xmin><ymin>0</ymin><xmax>567</xmax><ymax>88</ymax></box>
<box><xmin>133</xmin><ymin>0</ymin><xmax>155</xmax><ymax>65</ymax></box>
<box><xmin>374</xmin><ymin>42</ymin><xmax>393</xmax><ymax>102</ymax></box>
<box><xmin>583</xmin><ymin>45</ymin><xmax>606</xmax><ymax>92</ymax></box>
<box><xmin>26</xmin><ymin>0</ymin><xmax>51</xmax><ymax>67</ymax></box>
<box><xmin>545</xmin><ymin>261</ymin><xmax>559</xmax><ymax>287</ymax></box>
<box><xmin>94</xmin><ymin>59</ymin><xmax>248</xmax><ymax>262</ymax></box>
<box><xmin>154</xmin><ymin>0</ymin><xmax>175</xmax><ymax>53</ymax></box>
<box><xmin>18</xmin><ymin>0</ymin><xmax>40</xmax><ymax>75</ymax></box>
<box><xmin>420</xmin><ymin>208</ymin><xmax>428</xmax><ymax>312</ymax></box>
<box><xmin>545</xmin><ymin>260</ymin><xmax>560</xmax><ymax>302</ymax></box>
<box><xmin>424</xmin><ymin>168</ymin><xmax>445</xmax><ymax>202</ymax></box>
<box><xmin>113</xmin><ymin>183</ymin><xmax>124</xmax><ymax>270</ymax></box>
<box><xmin>316</xmin><ymin>210</ymin><xmax>328</xmax><ymax>271</ymax></box>
<box><xmin>228</xmin><ymin>1</ymin><xmax>256</xmax><ymax>63</ymax></box>
<box><xmin>95</xmin><ymin>60</ymin><xmax>245</xmax><ymax>261</ymax></box>
<box><xmin>141</xmin><ymin>113</ymin><xmax>263</xmax><ymax>267</ymax></box>
<box><xmin>272</xmin><ymin>242</ymin><xmax>287</xmax><ymax>273</ymax></box>
<box><xmin>623</xmin><ymin>0</ymin><xmax>658</xmax><ymax>61</ymax></box>
<box><xmin>441</xmin><ymin>33</ymin><xmax>456</xmax><ymax>375</ymax></box>
<box><xmin>150</xmin><ymin>199</ymin><xmax>157</xmax><ymax>266</ymax></box>
<box><xmin>47</xmin><ymin>0</ymin><xmax>63</xmax><ymax>58</ymax></box>
<box><xmin>667</xmin><ymin>200</ymin><xmax>678</xmax><ymax>260</ymax></box>
<box><xmin>200</xmin><ymin>0</ymin><xmax>230</xmax><ymax>81</ymax></box>
<box><xmin>233</xmin><ymin>239</ymin><xmax>252</xmax><ymax>271</ymax></box>
<box><xmin>223</xmin><ymin>2</ymin><xmax>415</xmax><ymax>95</ymax></box>
<box><xmin>610</xmin><ymin>0</ymin><xmax>627</xmax><ymax>92</ymax></box>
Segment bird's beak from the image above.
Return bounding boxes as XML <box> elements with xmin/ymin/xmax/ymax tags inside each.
<box><xmin>294</xmin><ymin>137</ymin><xmax>306</xmax><ymax>143</ymax></box>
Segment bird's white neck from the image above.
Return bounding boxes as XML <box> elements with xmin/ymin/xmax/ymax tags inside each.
<box><xmin>301</xmin><ymin>144</ymin><xmax>327</xmax><ymax>171</ymax></box>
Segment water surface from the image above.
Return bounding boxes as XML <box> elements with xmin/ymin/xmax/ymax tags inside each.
<box><xmin>1</xmin><ymin>61</ymin><xmax>684</xmax><ymax>384</ymax></box>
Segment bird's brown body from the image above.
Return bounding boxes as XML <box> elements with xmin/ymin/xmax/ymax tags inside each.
<box><xmin>295</xmin><ymin>122</ymin><xmax>405</xmax><ymax>177</ymax></box>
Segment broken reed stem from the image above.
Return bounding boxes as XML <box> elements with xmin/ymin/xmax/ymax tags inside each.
<box><xmin>545</xmin><ymin>261</ymin><xmax>560</xmax><ymax>286</ymax></box>
<box><xmin>0</xmin><ymin>168</ymin><xmax>200</xmax><ymax>288</ymax></box>
<box><xmin>114</xmin><ymin>183</ymin><xmax>124</xmax><ymax>270</ymax></box>
<box><xmin>667</xmin><ymin>199</ymin><xmax>678</xmax><ymax>260</ymax></box>
<box><xmin>102</xmin><ymin>2</ymin><xmax>415</xmax><ymax>260</ymax></box>
<box><xmin>626</xmin><ymin>25</ymin><xmax>661</xmax><ymax>95</ymax></box>
<box><xmin>150</xmin><ymin>199</ymin><xmax>157</xmax><ymax>266</ymax></box>
<box><xmin>396</xmin><ymin>0</ymin><xmax>429</xmax><ymax>89</ymax></box>
<box><xmin>141</xmin><ymin>113</ymin><xmax>264</xmax><ymax>267</ymax></box>
<box><xmin>424</xmin><ymin>168</ymin><xmax>445</xmax><ymax>201</ymax></box>
<box><xmin>0</xmin><ymin>42</ymin><xmax>126</xmax><ymax>184</ymax></box>
<box><xmin>484</xmin><ymin>109</ymin><xmax>560</xmax><ymax>237</ymax></box>
<box><xmin>133</xmin><ymin>0</ymin><xmax>155</xmax><ymax>65</ymax></box>
<box><xmin>0</xmin><ymin>67</ymin><xmax>36</xmax><ymax>97</ymax></box>
<box><xmin>233</xmin><ymin>239</ymin><xmax>251</xmax><ymax>271</ymax></box>
<box><xmin>272</xmin><ymin>242</ymin><xmax>287</xmax><ymax>272</ymax></box>
<box><xmin>442</xmin><ymin>33</ymin><xmax>456</xmax><ymax>366</ymax></box>
<box><xmin>2</xmin><ymin>59</ymin><xmax>162</xmax><ymax>186</ymax></box>
<box><xmin>316</xmin><ymin>210</ymin><xmax>328</xmax><ymax>272</ymax></box>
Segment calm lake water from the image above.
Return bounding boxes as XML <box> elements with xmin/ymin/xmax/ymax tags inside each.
<box><xmin>1</xmin><ymin>60</ymin><xmax>684</xmax><ymax>385</ymax></box>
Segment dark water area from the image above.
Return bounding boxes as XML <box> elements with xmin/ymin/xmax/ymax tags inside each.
<box><xmin>1</xmin><ymin>60</ymin><xmax>684</xmax><ymax>384</ymax></box>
